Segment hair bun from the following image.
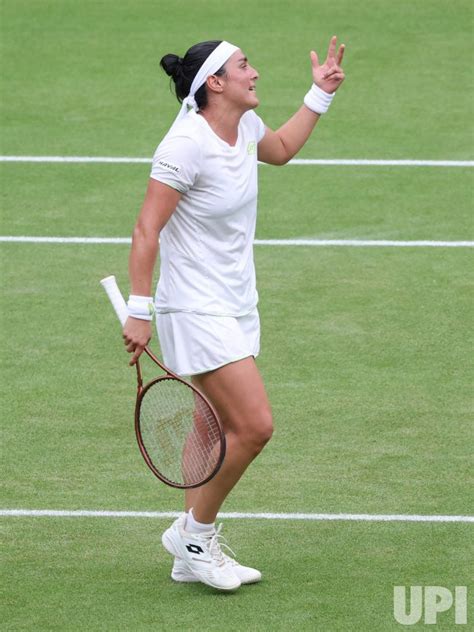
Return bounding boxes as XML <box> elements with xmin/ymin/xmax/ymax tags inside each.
<box><xmin>160</xmin><ymin>53</ymin><xmax>184</xmax><ymax>79</ymax></box>
<box><xmin>159</xmin><ymin>41</ymin><xmax>223</xmax><ymax>106</ymax></box>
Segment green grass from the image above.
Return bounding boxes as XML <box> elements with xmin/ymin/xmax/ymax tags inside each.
<box><xmin>1</xmin><ymin>0</ymin><xmax>473</xmax><ymax>630</ymax></box>
<box><xmin>3</xmin><ymin>519</ymin><xmax>471</xmax><ymax>631</ymax></box>
<box><xmin>2</xmin><ymin>245</ymin><xmax>472</xmax><ymax>517</ymax></box>
<box><xmin>1</xmin><ymin>164</ymin><xmax>473</xmax><ymax>241</ymax></box>
<box><xmin>1</xmin><ymin>0</ymin><xmax>473</xmax><ymax>158</ymax></box>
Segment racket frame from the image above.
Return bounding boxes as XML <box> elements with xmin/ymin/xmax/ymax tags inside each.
<box><xmin>134</xmin><ymin>346</ymin><xmax>226</xmax><ymax>489</ymax></box>
<box><xmin>100</xmin><ymin>275</ymin><xmax>226</xmax><ymax>489</ymax></box>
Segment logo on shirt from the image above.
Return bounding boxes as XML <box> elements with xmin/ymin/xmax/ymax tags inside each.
<box><xmin>158</xmin><ymin>160</ymin><xmax>180</xmax><ymax>174</ymax></box>
<box><xmin>247</xmin><ymin>141</ymin><xmax>256</xmax><ymax>155</ymax></box>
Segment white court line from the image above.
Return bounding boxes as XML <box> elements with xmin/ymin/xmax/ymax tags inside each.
<box><xmin>1</xmin><ymin>155</ymin><xmax>473</xmax><ymax>167</ymax></box>
<box><xmin>255</xmin><ymin>239</ymin><xmax>474</xmax><ymax>248</ymax></box>
<box><xmin>0</xmin><ymin>236</ymin><xmax>131</xmax><ymax>244</ymax></box>
<box><xmin>1</xmin><ymin>509</ymin><xmax>473</xmax><ymax>523</ymax></box>
<box><xmin>1</xmin><ymin>236</ymin><xmax>473</xmax><ymax>248</ymax></box>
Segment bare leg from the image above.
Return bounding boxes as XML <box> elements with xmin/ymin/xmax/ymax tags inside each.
<box><xmin>184</xmin><ymin>356</ymin><xmax>273</xmax><ymax>524</ymax></box>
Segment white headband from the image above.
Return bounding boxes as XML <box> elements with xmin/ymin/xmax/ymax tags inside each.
<box><xmin>168</xmin><ymin>41</ymin><xmax>239</xmax><ymax>133</ymax></box>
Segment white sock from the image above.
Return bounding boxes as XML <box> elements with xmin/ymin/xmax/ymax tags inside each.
<box><xmin>185</xmin><ymin>508</ymin><xmax>215</xmax><ymax>534</ymax></box>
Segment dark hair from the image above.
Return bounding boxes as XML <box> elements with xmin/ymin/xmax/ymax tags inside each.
<box><xmin>160</xmin><ymin>40</ymin><xmax>227</xmax><ymax>110</ymax></box>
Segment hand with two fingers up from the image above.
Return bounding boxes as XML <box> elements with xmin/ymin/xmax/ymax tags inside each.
<box><xmin>311</xmin><ymin>35</ymin><xmax>346</xmax><ymax>94</ymax></box>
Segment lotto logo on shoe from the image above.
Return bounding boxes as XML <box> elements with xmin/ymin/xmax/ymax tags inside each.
<box><xmin>186</xmin><ymin>544</ymin><xmax>204</xmax><ymax>554</ymax></box>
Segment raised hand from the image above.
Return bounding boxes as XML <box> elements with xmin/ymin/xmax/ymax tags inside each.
<box><xmin>311</xmin><ymin>35</ymin><xmax>345</xmax><ymax>94</ymax></box>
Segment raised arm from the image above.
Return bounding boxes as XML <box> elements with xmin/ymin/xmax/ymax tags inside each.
<box><xmin>257</xmin><ymin>36</ymin><xmax>345</xmax><ymax>166</ymax></box>
<box><xmin>124</xmin><ymin>178</ymin><xmax>181</xmax><ymax>364</ymax></box>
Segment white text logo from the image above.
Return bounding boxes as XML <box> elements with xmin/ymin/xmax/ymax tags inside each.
<box><xmin>393</xmin><ymin>586</ymin><xmax>467</xmax><ymax>625</ymax></box>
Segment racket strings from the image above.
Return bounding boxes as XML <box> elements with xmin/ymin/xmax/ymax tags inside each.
<box><xmin>138</xmin><ymin>378</ymin><xmax>222</xmax><ymax>486</ymax></box>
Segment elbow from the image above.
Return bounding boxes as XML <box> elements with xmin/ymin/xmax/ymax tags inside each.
<box><xmin>269</xmin><ymin>154</ymin><xmax>290</xmax><ymax>166</ymax></box>
<box><xmin>278</xmin><ymin>154</ymin><xmax>292</xmax><ymax>166</ymax></box>
<box><xmin>131</xmin><ymin>221</ymin><xmax>159</xmax><ymax>248</ymax></box>
<box><xmin>131</xmin><ymin>222</ymin><xmax>146</xmax><ymax>245</ymax></box>
<box><xmin>267</xmin><ymin>152</ymin><xmax>292</xmax><ymax>167</ymax></box>
<box><xmin>276</xmin><ymin>139</ymin><xmax>293</xmax><ymax>166</ymax></box>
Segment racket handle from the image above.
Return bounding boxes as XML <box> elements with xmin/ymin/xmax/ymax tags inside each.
<box><xmin>100</xmin><ymin>275</ymin><xmax>129</xmax><ymax>326</ymax></box>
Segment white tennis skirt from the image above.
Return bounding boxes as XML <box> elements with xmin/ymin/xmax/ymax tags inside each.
<box><xmin>155</xmin><ymin>308</ymin><xmax>260</xmax><ymax>376</ymax></box>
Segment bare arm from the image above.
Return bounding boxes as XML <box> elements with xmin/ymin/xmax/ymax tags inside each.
<box><xmin>257</xmin><ymin>107</ymin><xmax>321</xmax><ymax>166</ymax></box>
<box><xmin>258</xmin><ymin>36</ymin><xmax>345</xmax><ymax>166</ymax></box>
<box><xmin>123</xmin><ymin>178</ymin><xmax>181</xmax><ymax>364</ymax></box>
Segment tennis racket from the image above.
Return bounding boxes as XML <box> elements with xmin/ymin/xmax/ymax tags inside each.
<box><xmin>100</xmin><ymin>275</ymin><xmax>226</xmax><ymax>489</ymax></box>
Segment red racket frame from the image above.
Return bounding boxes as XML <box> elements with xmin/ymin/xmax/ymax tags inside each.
<box><xmin>134</xmin><ymin>346</ymin><xmax>226</xmax><ymax>489</ymax></box>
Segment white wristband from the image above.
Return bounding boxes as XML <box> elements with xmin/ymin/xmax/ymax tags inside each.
<box><xmin>304</xmin><ymin>83</ymin><xmax>335</xmax><ymax>114</ymax></box>
<box><xmin>127</xmin><ymin>294</ymin><xmax>155</xmax><ymax>321</ymax></box>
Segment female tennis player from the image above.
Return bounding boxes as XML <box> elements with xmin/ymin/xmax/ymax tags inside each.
<box><xmin>123</xmin><ymin>37</ymin><xmax>345</xmax><ymax>591</ymax></box>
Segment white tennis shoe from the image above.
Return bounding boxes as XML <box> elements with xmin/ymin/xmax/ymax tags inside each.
<box><xmin>162</xmin><ymin>516</ymin><xmax>241</xmax><ymax>591</ymax></box>
<box><xmin>171</xmin><ymin>555</ymin><xmax>262</xmax><ymax>585</ymax></box>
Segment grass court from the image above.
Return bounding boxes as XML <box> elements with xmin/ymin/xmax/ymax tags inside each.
<box><xmin>1</xmin><ymin>1</ymin><xmax>473</xmax><ymax>630</ymax></box>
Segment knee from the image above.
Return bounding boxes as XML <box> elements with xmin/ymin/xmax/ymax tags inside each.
<box><xmin>242</xmin><ymin>407</ymin><xmax>274</xmax><ymax>454</ymax></box>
